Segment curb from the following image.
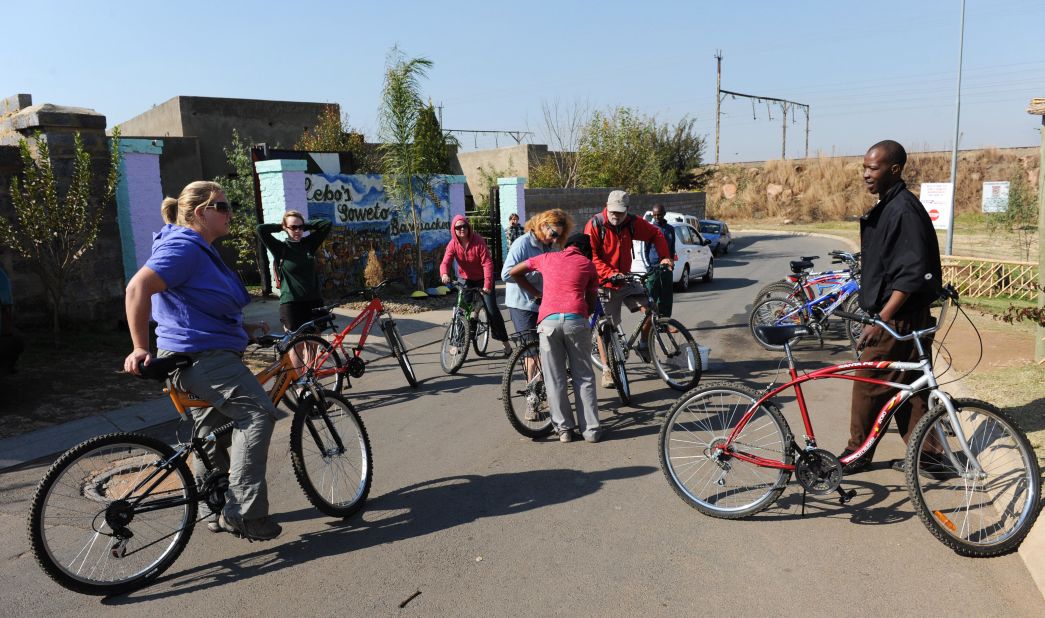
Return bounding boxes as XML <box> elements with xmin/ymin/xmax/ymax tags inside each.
<box><xmin>733</xmin><ymin>228</ymin><xmax>859</xmax><ymax>252</ymax></box>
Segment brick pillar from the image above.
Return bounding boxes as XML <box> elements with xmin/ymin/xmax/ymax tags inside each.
<box><xmin>254</xmin><ymin>159</ymin><xmax>308</xmax><ymax>290</ymax></box>
<box><xmin>497</xmin><ymin>176</ymin><xmax>526</xmax><ymax>256</ymax></box>
<box><xmin>114</xmin><ymin>138</ymin><xmax>164</xmax><ymax>282</ymax></box>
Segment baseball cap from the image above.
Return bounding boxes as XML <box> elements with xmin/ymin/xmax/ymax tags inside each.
<box><xmin>606</xmin><ymin>190</ymin><xmax>629</xmax><ymax>213</ymax></box>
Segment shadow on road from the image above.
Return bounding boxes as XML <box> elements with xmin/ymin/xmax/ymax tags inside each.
<box><xmin>102</xmin><ymin>466</ymin><xmax>657</xmax><ymax>604</ymax></box>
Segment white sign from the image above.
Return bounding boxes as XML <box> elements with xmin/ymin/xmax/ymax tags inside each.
<box><xmin>981</xmin><ymin>181</ymin><xmax>1009</xmax><ymax>213</ymax></box>
<box><xmin>919</xmin><ymin>182</ymin><xmax>952</xmax><ymax>231</ymax></box>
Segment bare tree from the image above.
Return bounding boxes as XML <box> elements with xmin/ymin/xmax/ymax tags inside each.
<box><xmin>528</xmin><ymin>99</ymin><xmax>590</xmax><ymax>188</ymax></box>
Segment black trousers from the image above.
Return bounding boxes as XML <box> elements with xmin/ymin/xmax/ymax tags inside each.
<box><xmin>464</xmin><ymin>279</ymin><xmax>510</xmax><ymax>343</ymax></box>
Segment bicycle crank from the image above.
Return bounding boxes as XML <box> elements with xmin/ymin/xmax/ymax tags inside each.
<box><xmin>795</xmin><ymin>448</ymin><xmax>842</xmax><ymax>495</ymax></box>
<box><xmin>346</xmin><ymin>356</ymin><xmax>366</xmax><ymax>378</ymax></box>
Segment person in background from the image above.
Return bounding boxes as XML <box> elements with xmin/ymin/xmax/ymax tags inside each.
<box><xmin>124</xmin><ymin>180</ymin><xmax>280</xmax><ymax>541</ymax></box>
<box><xmin>256</xmin><ymin>211</ymin><xmax>332</xmax><ymax>332</ymax></box>
<box><xmin>501</xmin><ymin>209</ymin><xmax>571</xmax><ymax>420</ymax></box>
<box><xmin>585</xmin><ymin>190</ymin><xmax>671</xmax><ymax>388</ymax></box>
<box><xmin>440</xmin><ymin>215</ymin><xmax>512</xmax><ymax>356</ymax></box>
<box><xmin>0</xmin><ymin>264</ymin><xmax>24</xmax><ymax>377</ymax></box>
<box><xmin>840</xmin><ymin>140</ymin><xmax>943</xmax><ymax>474</ymax></box>
<box><xmin>508</xmin><ymin>233</ymin><xmax>601</xmax><ymax>443</ymax></box>
<box><xmin>504</xmin><ymin>212</ymin><xmax>524</xmax><ymax>248</ymax></box>
<box><xmin>643</xmin><ymin>204</ymin><xmax>677</xmax><ymax>318</ymax></box>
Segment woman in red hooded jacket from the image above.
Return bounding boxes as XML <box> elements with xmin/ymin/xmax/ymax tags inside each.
<box><xmin>440</xmin><ymin>215</ymin><xmax>512</xmax><ymax>355</ymax></box>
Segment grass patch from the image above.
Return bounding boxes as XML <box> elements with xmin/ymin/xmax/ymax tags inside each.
<box><xmin>963</xmin><ymin>364</ymin><xmax>1045</xmax><ymax>467</ymax></box>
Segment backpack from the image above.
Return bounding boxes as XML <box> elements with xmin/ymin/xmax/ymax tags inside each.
<box><xmin>590</xmin><ymin>212</ymin><xmax>636</xmax><ymax>243</ymax></box>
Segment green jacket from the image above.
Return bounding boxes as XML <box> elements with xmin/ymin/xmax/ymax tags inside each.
<box><xmin>256</xmin><ymin>219</ymin><xmax>332</xmax><ymax>303</ymax></box>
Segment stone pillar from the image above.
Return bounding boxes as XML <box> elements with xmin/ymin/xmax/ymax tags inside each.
<box><xmin>254</xmin><ymin>159</ymin><xmax>308</xmax><ymax>292</ymax></box>
<box><xmin>497</xmin><ymin>176</ymin><xmax>526</xmax><ymax>256</ymax></box>
<box><xmin>446</xmin><ymin>174</ymin><xmax>468</xmax><ymax>221</ymax></box>
<box><xmin>114</xmin><ymin>138</ymin><xmax>164</xmax><ymax>282</ymax></box>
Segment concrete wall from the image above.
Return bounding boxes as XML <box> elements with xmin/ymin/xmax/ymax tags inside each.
<box><xmin>117</xmin><ymin>96</ymin><xmax>330</xmax><ymax>181</ymax></box>
<box><xmin>456</xmin><ymin>144</ymin><xmax>535</xmax><ymax>204</ymax></box>
<box><xmin>525</xmin><ymin>187</ymin><xmax>706</xmax><ymax>228</ymax></box>
<box><xmin>114</xmin><ymin>139</ymin><xmax>165</xmax><ymax>282</ymax></box>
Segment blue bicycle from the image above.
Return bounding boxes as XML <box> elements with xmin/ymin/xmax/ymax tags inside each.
<box><xmin>749</xmin><ymin>271</ymin><xmax>864</xmax><ymax>353</ymax></box>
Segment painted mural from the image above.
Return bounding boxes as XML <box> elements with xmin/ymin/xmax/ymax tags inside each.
<box><xmin>305</xmin><ymin>173</ymin><xmax>452</xmax><ymax>295</ymax></box>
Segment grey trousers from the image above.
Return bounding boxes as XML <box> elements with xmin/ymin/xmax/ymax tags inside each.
<box><xmin>160</xmin><ymin>349</ymin><xmax>277</xmax><ymax>519</ymax></box>
<box><xmin>536</xmin><ymin>315</ymin><xmax>600</xmax><ymax>439</ymax></box>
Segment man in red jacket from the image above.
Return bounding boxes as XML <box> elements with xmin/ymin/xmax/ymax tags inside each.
<box><xmin>584</xmin><ymin>190</ymin><xmax>671</xmax><ymax>387</ymax></box>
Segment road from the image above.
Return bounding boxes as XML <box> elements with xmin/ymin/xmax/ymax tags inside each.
<box><xmin>1</xmin><ymin>233</ymin><xmax>1040</xmax><ymax>616</ymax></box>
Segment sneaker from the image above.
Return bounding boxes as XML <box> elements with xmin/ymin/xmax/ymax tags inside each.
<box><xmin>524</xmin><ymin>398</ymin><xmax>540</xmax><ymax>422</ymax></box>
<box><xmin>601</xmin><ymin>369</ymin><xmax>614</xmax><ymax>388</ymax></box>
<box><xmin>559</xmin><ymin>430</ymin><xmax>574</xmax><ymax>443</ymax></box>
<box><xmin>892</xmin><ymin>454</ymin><xmax>963</xmax><ymax>481</ymax></box>
<box><xmin>839</xmin><ymin>449</ymin><xmax>872</xmax><ymax>474</ymax></box>
<box><xmin>205</xmin><ymin>513</ymin><xmax>223</xmax><ymax>533</ymax></box>
<box><xmin>218</xmin><ymin>513</ymin><xmax>282</xmax><ymax>541</ymax></box>
<box><xmin>584</xmin><ymin>428</ymin><xmax>603</xmax><ymax>443</ymax></box>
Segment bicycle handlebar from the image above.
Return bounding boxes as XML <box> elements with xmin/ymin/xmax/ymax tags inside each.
<box><xmin>834</xmin><ymin>285</ymin><xmax>958</xmax><ymax>343</ymax></box>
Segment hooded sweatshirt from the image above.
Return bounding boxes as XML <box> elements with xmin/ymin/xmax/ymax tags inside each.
<box><xmin>440</xmin><ymin>214</ymin><xmax>494</xmax><ymax>289</ymax></box>
<box><xmin>145</xmin><ymin>224</ymin><xmax>252</xmax><ymax>353</ymax></box>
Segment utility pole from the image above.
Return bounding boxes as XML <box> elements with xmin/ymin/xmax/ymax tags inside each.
<box><xmin>715</xmin><ymin>53</ymin><xmax>809</xmax><ymax>162</ymax></box>
<box><xmin>945</xmin><ymin>0</ymin><xmax>966</xmax><ymax>256</ymax></box>
<box><xmin>715</xmin><ymin>50</ymin><xmax>722</xmax><ymax>164</ymax></box>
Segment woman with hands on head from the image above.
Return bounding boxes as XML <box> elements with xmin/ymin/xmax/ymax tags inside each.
<box><xmin>123</xmin><ymin>180</ymin><xmax>281</xmax><ymax>542</ymax></box>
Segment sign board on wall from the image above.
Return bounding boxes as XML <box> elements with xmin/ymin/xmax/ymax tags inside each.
<box><xmin>981</xmin><ymin>181</ymin><xmax>1009</xmax><ymax>213</ymax></box>
<box><xmin>919</xmin><ymin>183</ymin><xmax>953</xmax><ymax>231</ymax></box>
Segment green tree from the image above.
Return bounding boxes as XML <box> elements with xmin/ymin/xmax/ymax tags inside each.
<box><xmin>215</xmin><ymin>129</ymin><xmax>263</xmax><ymax>281</ymax></box>
<box><xmin>378</xmin><ymin>47</ymin><xmax>442</xmax><ymax>292</ymax></box>
<box><xmin>656</xmin><ymin>116</ymin><xmax>708</xmax><ymax>191</ymax></box>
<box><xmin>577</xmin><ymin>107</ymin><xmax>664</xmax><ymax>193</ymax></box>
<box><xmin>0</xmin><ymin>129</ymin><xmax>121</xmax><ymax>342</ymax></box>
<box><xmin>295</xmin><ymin>104</ymin><xmax>377</xmax><ymax>172</ymax></box>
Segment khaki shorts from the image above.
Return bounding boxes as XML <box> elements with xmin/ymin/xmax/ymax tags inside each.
<box><xmin>601</xmin><ymin>281</ymin><xmax>648</xmax><ymax>325</ymax></box>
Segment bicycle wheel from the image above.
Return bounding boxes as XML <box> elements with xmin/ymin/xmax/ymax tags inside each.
<box><xmin>501</xmin><ymin>339</ymin><xmax>556</xmax><ymax>439</ymax></box>
<box><xmin>603</xmin><ymin>326</ymin><xmax>631</xmax><ymax>405</ymax></box>
<box><xmin>471</xmin><ymin>304</ymin><xmax>491</xmax><ymax>357</ymax></box>
<box><xmin>440</xmin><ymin>311</ymin><xmax>470</xmax><ymax>374</ymax></box>
<box><xmin>384</xmin><ymin>321</ymin><xmax>418</xmax><ymax>388</ymax></box>
<box><xmin>290</xmin><ymin>390</ymin><xmax>373</xmax><ymax>518</ymax></box>
<box><xmin>649</xmin><ymin>318</ymin><xmax>701</xmax><ymax>391</ymax></box>
<box><xmin>28</xmin><ymin>433</ymin><xmax>197</xmax><ymax>595</ymax></box>
<box><xmin>749</xmin><ymin>296</ymin><xmax>804</xmax><ymax>351</ymax></box>
<box><xmin>753</xmin><ymin>281</ymin><xmax>797</xmax><ymax>306</ymax></box>
<box><xmin>282</xmin><ymin>334</ymin><xmax>344</xmax><ymax>412</ymax></box>
<box><xmin>840</xmin><ymin>293</ymin><xmax>866</xmax><ymax>353</ymax></box>
<box><xmin>659</xmin><ymin>383</ymin><xmax>793</xmax><ymax>518</ymax></box>
<box><xmin>906</xmin><ymin>398</ymin><xmax>1041</xmax><ymax>557</ymax></box>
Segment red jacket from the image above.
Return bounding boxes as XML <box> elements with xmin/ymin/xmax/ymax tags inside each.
<box><xmin>584</xmin><ymin>209</ymin><xmax>669</xmax><ymax>287</ymax></box>
<box><xmin>440</xmin><ymin>214</ymin><xmax>494</xmax><ymax>289</ymax></box>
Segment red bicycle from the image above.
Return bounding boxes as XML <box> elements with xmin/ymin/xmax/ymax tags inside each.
<box><xmin>658</xmin><ymin>287</ymin><xmax>1040</xmax><ymax>556</ymax></box>
<box><xmin>285</xmin><ymin>279</ymin><xmax>418</xmax><ymax>393</ymax></box>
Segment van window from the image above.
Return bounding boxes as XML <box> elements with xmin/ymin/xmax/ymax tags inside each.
<box><xmin>699</xmin><ymin>221</ymin><xmax>721</xmax><ymax>235</ymax></box>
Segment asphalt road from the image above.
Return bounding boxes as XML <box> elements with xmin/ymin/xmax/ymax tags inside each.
<box><xmin>1</xmin><ymin>233</ymin><xmax>1040</xmax><ymax>616</ymax></box>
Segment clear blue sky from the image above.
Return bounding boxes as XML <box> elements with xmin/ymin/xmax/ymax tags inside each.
<box><xmin>5</xmin><ymin>0</ymin><xmax>1043</xmax><ymax>162</ymax></box>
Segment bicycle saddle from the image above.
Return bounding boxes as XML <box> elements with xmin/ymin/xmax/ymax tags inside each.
<box><xmin>138</xmin><ymin>354</ymin><xmax>193</xmax><ymax>381</ymax></box>
<box><xmin>755</xmin><ymin>324</ymin><xmax>813</xmax><ymax>346</ymax></box>
<box><xmin>789</xmin><ymin>260</ymin><xmax>814</xmax><ymax>273</ymax></box>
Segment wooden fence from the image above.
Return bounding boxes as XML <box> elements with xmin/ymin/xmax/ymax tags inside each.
<box><xmin>942</xmin><ymin>256</ymin><xmax>1039</xmax><ymax>301</ymax></box>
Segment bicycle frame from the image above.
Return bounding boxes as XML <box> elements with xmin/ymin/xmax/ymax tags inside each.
<box><xmin>167</xmin><ymin>352</ymin><xmax>299</xmax><ymax>415</ymax></box>
<box><xmin>774</xmin><ymin>277</ymin><xmax>860</xmax><ymax>325</ymax></box>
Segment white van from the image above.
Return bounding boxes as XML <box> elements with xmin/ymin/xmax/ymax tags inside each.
<box><xmin>642</xmin><ymin>210</ymin><xmax>700</xmax><ymax>229</ymax></box>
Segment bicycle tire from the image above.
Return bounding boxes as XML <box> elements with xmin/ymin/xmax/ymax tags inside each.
<box><xmin>384</xmin><ymin>321</ymin><xmax>418</xmax><ymax>388</ymax></box>
<box><xmin>649</xmin><ymin>318</ymin><xmax>701</xmax><ymax>391</ymax></box>
<box><xmin>906</xmin><ymin>398</ymin><xmax>1041</xmax><ymax>557</ymax></box>
<box><xmin>290</xmin><ymin>390</ymin><xmax>373</xmax><ymax>518</ymax></box>
<box><xmin>753</xmin><ymin>281</ymin><xmax>798</xmax><ymax>306</ymax></box>
<box><xmin>659</xmin><ymin>382</ymin><xmax>793</xmax><ymax>518</ymax></box>
<box><xmin>840</xmin><ymin>293</ymin><xmax>866</xmax><ymax>354</ymax></box>
<box><xmin>27</xmin><ymin>433</ymin><xmax>197</xmax><ymax>595</ymax></box>
<box><xmin>440</xmin><ymin>312</ymin><xmax>470</xmax><ymax>374</ymax></box>
<box><xmin>501</xmin><ymin>340</ymin><xmax>555</xmax><ymax>439</ymax></box>
<box><xmin>603</xmin><ymin>326</ymin><xmax>631</xmax><ymax>405</ymax></box>
<box><xmin>282</xmin><ymin>334</ymin><xmax>344</xmax><ymax>411</ymax></box>
<box><xmin>749</xmin><ymin>296</ymin><xmax>805</xmax><ymax>351</ymax></box>
<box><xmin>471</xmin><ymin>304</ymin><xmax>491</xmax><ymax>357</ymax></box>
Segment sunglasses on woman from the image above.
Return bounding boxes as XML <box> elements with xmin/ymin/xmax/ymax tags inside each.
<box><xmin>285</xmin><ymin>224</ymin><xmax>304</xmax><ymax>231</ymax></box>
<box><xmin>454</xmin><ymin>224</ymin><xmax>468</xmax><ymax>230</ymax></box>
<box><xmin>206</xmin><ymin>201</ymin><xmax>233</xmax><ymax>214</ymax></box>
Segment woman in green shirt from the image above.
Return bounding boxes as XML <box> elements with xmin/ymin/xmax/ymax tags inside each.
<box><xmin>256</xmin><ymin>211</ymin><xmax>332</xmax><ymax>331</ymax></box>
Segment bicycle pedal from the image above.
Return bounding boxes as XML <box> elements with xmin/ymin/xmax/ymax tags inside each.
<box><xmin>837</xmin><ymin>488</ymin><xmax>856</xmax><ymax>505</ymax></box>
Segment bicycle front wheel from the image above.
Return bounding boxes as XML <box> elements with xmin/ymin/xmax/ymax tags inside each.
<box><xmin>649</xmin><ymin>318</ymin><xmax>701</xmax><ymax>391</ymax></box>
<box><xmin>906</xmin><ymin>398</ymin><xmax>1041</xmax><ymax>557</ymax></box>
<box><xmin>749</xmin><ymin>297</ymin><xmax>804</xmax><ymax>351</ymax></box>
<box><xmin>659</xmin><ymin>383</ymin><xmax>793</xmax><ymax>518</ymax></box>
<box><xmin>501</xmin><ymin>339</ymin><xmax>555</xmax><ymax>439</ymax></box>
<box><xmin>282</xmin><ymin>334</ymin><xmax>343</xmax><ymax>412</ymax></box>
<box><xmin>28</xmin><ymin>433</ymin><xmax>197</xmax><ymax>595</ymax></box>
<box><xmin>603</xmin><ymin>326</ymin><xmax>631</xmax><ymax>405</ymax></box>
<box><xmin>471</xmin><ymin>305</ymin><xmax>491</xmax><ymax>357</ymax></box>
<box><xmin>440</xmin><ymin>312</ymin><xmax>470</xmax><ymax>374</ymax></box>
<box><xmin>290</xmin><ymin>390</ymin><xmax>373</xmax><ymax>518</ymax></box>
<box><xmin>384</xmin><ymin>321</ymin><xmax>418</xmax><ymax>388</ymax></box>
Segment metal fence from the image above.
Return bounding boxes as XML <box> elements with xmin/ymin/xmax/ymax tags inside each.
<box><xmin>942</xmin><ymin>256</ymin><xmax>1039</xmax><ymax>301</ymax></box>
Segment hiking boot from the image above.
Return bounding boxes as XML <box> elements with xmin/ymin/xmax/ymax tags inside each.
<box><xmin>218</xmin><ymin>513</ymin><xmax>282</xmax><ymax>542</ymax></box>
<box><xmin>601</xmin><ymin>369</ymin><xmax>614</xmax><ymax>388</ymax></box>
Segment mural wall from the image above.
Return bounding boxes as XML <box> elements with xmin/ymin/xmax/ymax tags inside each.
<box><xmin>304</xmin><ymin>173</ymin><xmax>453</xmax><ymax>295</ymax></box>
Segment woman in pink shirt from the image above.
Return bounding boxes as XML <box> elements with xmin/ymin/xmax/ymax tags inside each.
<box><xmin>440</xmin><ymin>215</ymin><xmax>511</xmax><ymax>355</ymax></box>
<box><xmin>508</xmin><ymin>233</ymin><xmax>601</xmax><ymax>443</ymax></box>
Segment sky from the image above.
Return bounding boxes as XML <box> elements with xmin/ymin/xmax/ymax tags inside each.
<box><xmin>4</xmin><ymin>0</ymin><xmax>1044</xmax><ymax>163</ymax></box>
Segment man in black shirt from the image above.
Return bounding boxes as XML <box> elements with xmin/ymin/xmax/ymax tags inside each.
<box><xmin>841</xmin><ymin>140</ymin><xmax>942</xmax><ymax>473</ymax></box>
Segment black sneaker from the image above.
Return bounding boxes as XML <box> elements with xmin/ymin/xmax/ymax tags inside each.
<box><xmin>218</xmin><ymin>513</ymin><xmax>282</xmax><ymax>541</ymax></box>
<box><xmin>839</xmin><ymin>449</ymin><xmax>872</xmax><ymax>474</ymax></box>
<box><xmin>893</xmin><ymin>454</ymin><xmax>964</xmax><ymax>481</ymax></box>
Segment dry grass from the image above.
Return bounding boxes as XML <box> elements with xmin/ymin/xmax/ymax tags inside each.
<box><xmin>708</xmin><ymin>148</ymin><xmax>1040</xmax><ymax>223</ymax></box>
